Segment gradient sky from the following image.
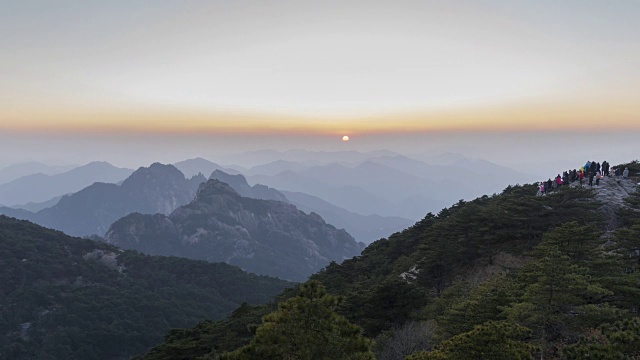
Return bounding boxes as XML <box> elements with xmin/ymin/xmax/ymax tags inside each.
<box><xmin>0</xmin><ymin>1</ymin><xmax>639</xmax><ymax>169</ymax></box>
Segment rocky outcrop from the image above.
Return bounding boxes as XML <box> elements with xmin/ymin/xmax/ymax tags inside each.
<box><xmin>592</xmin><ymin>176</ymin><xmax>638</xmax><ymax>231</ymax></box>
<box><xmin>105</xmin><ymin>179</ymin><xmax>364</xmax><ymax>281</ymax></box>
<box><xmin>570</xmin><ymin>176</ymin><xmax>638</xmax><ymax>231</ymax></box>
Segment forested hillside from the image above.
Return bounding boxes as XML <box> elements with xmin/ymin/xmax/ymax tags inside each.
<box><xmin>0</xmin><ymin>216</ymin><xmax>291</xmax><ymax>360</ymax></box>
<box><xmin>142</xmin><ymin>169</ymin><xmax>640</xmax><ymax>359</ymax></box>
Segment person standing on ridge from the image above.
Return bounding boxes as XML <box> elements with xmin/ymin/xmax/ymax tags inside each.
<box><xmin>579</xmin><ymin>169</ymin><xmax>584</xmax><ymax>186</ymax></box>
<box><xmin>556</xmin><ymin>174</ymin><xmax>563</xmax><ymax>187</ymax></box>
<box><xmin>623</xmin><ymin>167</ymin><xmax>629</xmax><ymax>178</ymax></box>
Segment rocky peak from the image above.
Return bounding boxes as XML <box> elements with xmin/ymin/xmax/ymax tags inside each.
<box><xmin>210</xmin><ymin>169</ymin><xmax>251</xmax><ymax>190</ymax></box>
<box><xmin>122</xmin><ymin>163</ymin><xmax>185</xmax><ymax>188</ymax></box>
<box><xmin>194</xmin><ymin>179</ymin><xmax>240</xmax><ymax>202</ymax></box>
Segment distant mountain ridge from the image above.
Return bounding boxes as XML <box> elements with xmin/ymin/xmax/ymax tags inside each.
<box><xmin>105</xmin><ymin>179</ymin><xmax>363</xmax><ymax>281</ymax></box>
<box><xmin>245</xmin><ymin>152</ymin><xmax>536</xmax><ymax>220</ymax></box>
<box><xmin>0</xmin><ymin>161</ymin><xmax>133</xmax><ymax>206</ymax></box>
<box><xmin>10</xmin><ymin>195</ymin><xmax>65</xmax><ymax>212</ymax></box>
<box><xmin>173</xmin><ymin>157</ymin><xmax>240</xmax><ymax>178</ymax></box>
<box><xmin>0</xmin><ymin>163</ymin><xmax>205</xmax><ymax>237</ymax></box>
<box><xmin>0</xmin><ymin>161</ymin><xmax>77</xmax><ymax>185</ymax></box>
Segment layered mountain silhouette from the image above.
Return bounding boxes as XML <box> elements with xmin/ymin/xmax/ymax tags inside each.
<box><xmin>281</xmin><ymin>190</ymin><xmax>413</xmax><ymax>244</ymax></box>
<box><xmin>0</xmin><ymin>161</ymin><xmax>133</xmax><ymax>206</ymax></box>
<box><xmin>247</xmin><ymin>153</ymin><xmax>534</xmax><ymax>219</ymax></box>
<box><xmin>105</xmin><ymin>179</ymin><xmax>363</xmax><ymax>281</ymax></box>
<box><xmin>0</xmin><ymin>161</ymin><xmax>77</xmax><ymax>185</ymax></box>
<box><xmin>9</xmin><ymin>195</ymin><xmax>65</xmax><ymax>212</ymax></box>
<box><xmin>173</xmin><ymin>157</ymin><xmax>240</xmax><ymax>178</ymax></box>
<box><xmin>208</xmin><ymin>170</ymin><xmax>412</xmax><ymax>244</ymax></box>
<box><xmin>209</xmin><ymin>169</ymin><xmax>289</xmax><ymax>202</ymax></box>
<box><xmin>0</xmin><ymin>163</ymin><xmax>205</xmax><ymax>237</ymax></box>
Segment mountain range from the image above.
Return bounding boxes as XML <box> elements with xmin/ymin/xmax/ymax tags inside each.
<box><xmin>208</xmin><ymin>169</ymin><xmax>413</xmax><ymax>244</ymax></box>
<box><xmin>0</xmin><ymin>161</ymin><xmax>77</xmax><ymax>185</ymax></box>
<box><xmin>0</xmin><ymin>163</ymin><xmax>205</xmax><ymax>237</ymax></box>
<box><xmin>0</xmin><ymin>161</ymin><xmax>133</xmax><ymax>206</ymax></box>
<box><xmin>141</xmin><ymin>165</ymin><xmax>640</xmax><ymax>359</ymax></box>
<box><xmin>246</xmin><ymin>153</ymin><xmax>535</xmax><ymax>219</ymax></box>
<box><xmin>105</xmin><ymin>179</ymin><xmax>364</xmax><ymax>281</ymax></box>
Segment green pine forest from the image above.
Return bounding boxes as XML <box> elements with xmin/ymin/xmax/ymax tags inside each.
<box><xmin>0</xmin><ymin>218</ymin><xmax>291</xmax><ymax>360</ymax></box>
<box><xmin>142</xmin><ymin>161</ymin><xmax>640</xmax><ymax>360</ymax></box>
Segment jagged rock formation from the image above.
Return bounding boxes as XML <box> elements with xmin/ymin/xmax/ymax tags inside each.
<box><xmin>105</xmin><ymin>179</ymin><xmax>363</xmax><ymax>281</ymax></box>
<box><xmin>209</xmin><ymin>169</ymin><xmax>289</xmax><ymax>202</ymax></box>
<box><xmin>0</xmin><ymin>163</ymin><xmax>205</xmax><ymax>237</ymax></box>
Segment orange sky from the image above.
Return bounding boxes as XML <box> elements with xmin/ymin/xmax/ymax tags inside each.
<box><xmin>1</xmin><ymin>1</ymin><xmax>639</xmax><ymax>136</ymax></box>
<box><xmin>2</xmin><ymin>94</ymin><xmax>639</xmax><ymax>136</ymax></box>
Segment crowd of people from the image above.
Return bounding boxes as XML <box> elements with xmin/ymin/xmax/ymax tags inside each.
<box><xmin>538</xmin><ymin>160</ymin><xmax>630</xmax><ymax>195</ymax></box>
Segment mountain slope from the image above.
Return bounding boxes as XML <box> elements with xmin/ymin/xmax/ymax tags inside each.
<box><xmin>208</xmin><ymin>170</ymin><xmax>410</xmax><ymax>244</ymax></box>
<box><xmin>10</xmin><ymin>194</ymin><xmax>65</xmax><ymax>212</ymax></box>
<box><xmin>0</xmin><ymin>163</ymin><xmax>206</xmax><ymax>237</ymax></box>
<box><xmin>105</xmin><ymin>179</ymin><xmax>363</xmax><ymax>281</ymax></box>
<box><xmin>0</xmin><ymin>216</ymin><xmax>291</xmax><ymax>360</ymax></box>
<box><xmin>282</xmin><ymin>190</ymin><xmax>413</xmax><ymax>245</ymax></box>
<box><xmin>0</xmin><ymin>161</ymin><xmax>133</xmax><ymax>206</ymax></box>
<box><xmin>141</xmin><ymin>176</ymin><xmax>640</xmax><ymax>359</ymax></box>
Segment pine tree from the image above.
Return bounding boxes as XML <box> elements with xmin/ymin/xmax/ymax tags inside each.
<box><xmin>406</xmin><ymin>321</ymin><xmax>537</xmax><ymax>360</ymax></box>
<box><xmin>221</xmin><ymin>281</ymin><xmax>374</xmax><ymax>360</ymax></box>
<box><xmin>504</xmin><ymin>245</ymin><xmax>612</xmax><ymax>356</ymax></box>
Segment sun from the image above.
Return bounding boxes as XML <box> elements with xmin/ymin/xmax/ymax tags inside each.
<box><xmin>342</xmin><ymin>135</ymin><xmax>350</xmax><ymax>141</ymax></box>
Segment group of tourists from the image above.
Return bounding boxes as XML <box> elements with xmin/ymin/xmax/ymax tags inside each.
<box><xmin>538</xmin><ymin>160</ymin><xmax>630</xmax><ymax>195</ymax></box>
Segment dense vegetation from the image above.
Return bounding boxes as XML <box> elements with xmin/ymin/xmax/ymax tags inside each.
<box><xmin>0</xmin><ymin>216</ymin><xmax>291</xmax><ymax>360</ymax></box>
<box><xmin>144</xmin><ymin>180</ymin><xmax>640</xmax><ymax>359</ymax></box>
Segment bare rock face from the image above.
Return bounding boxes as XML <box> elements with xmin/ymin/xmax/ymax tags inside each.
<box><xmin>105</xmin><ymin>179</ymin><xmax>363</xmax><ymax>281</ymax></box>
<box><xmin>571</xmin><ymin>176</ymin><xmax>639</xmax><ymax>231</ymax></box>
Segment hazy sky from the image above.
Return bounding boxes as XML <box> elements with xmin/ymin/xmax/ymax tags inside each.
<box><xmin>1</xmin><ymin>0</ymin><xmax>639</xmax><ymax>169</ymax></box>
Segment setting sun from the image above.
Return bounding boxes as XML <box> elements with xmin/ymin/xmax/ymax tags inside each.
<box><xmin>342</xmin><ymin>135</ymin><xmax>350</xmax><ymax>141</ymax></box>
